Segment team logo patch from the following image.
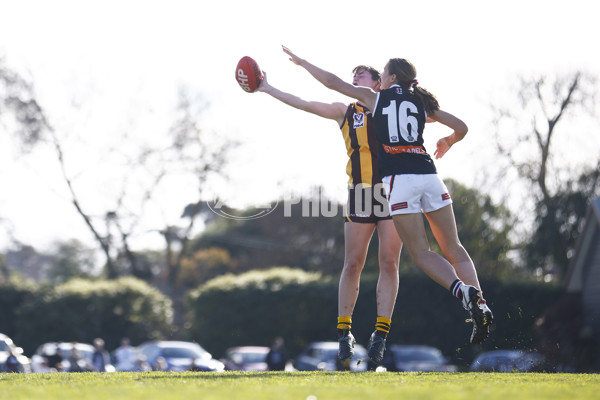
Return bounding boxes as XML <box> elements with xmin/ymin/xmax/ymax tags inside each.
<box><xmin>391</xmin><ymin>202</ymin><xmax>408</xmax><ymax>211</ymax></box>
<box><xmin>442</xmin><ymin>193</ymin><xmax>451</xmax><ymax>201</ymax></box>
<box><xmin>353</xmin><ymin>112</ymin><xmax>365</xmax><ymax>128</ymax></box>
<box><xmin>395</xmin><ymin>88</ymin><xmax>403</xmax><ymax>95</ymax></box>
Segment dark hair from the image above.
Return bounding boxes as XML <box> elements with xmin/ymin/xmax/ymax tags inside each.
<box><xmin>386</xmin><ymin>58</ymin><xmax>440</xmax><ymax>115</ymax></box>
<box><xmin>353</xmin><ymin>65</ymin><xmax>381</xmax><ymax>82</ymax></box>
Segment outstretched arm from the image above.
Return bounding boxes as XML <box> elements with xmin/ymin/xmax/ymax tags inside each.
<box><xmin>258</xmin><ymin>71</ymin><xmax>347</xmax><ymax>125</ymax></box>
<box><xmin>282</xmin><ymin>46</ymin><xmax>378</xmax><ymax>111</ymax></box>
<box><xmin>430</xmin><ymin>110</ymin><xmax>469</xmax><ymax>159</ymax></box>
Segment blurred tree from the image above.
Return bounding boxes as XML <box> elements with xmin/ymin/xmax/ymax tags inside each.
<box><xmin>192</xmin><ymin>181</ymin><xmax>515</xmax><ymax>278</ymax></box>
<box><xmin>1</xmin><ymin>61</ymin><xmax>232</xmax><ymax>291</ymax></box>
<box><xmin>3</xmin><ymin>243</ymin><xmax>53</xmax><ymax>282</ymax></box>
<box><xmin>527</xmin><ymin>164</ymin><xmax>600</xmax><ymax>278</ymax></box>
<box><xmin>193</xmin><ymin>190</ymin><xmax>347</xmax><ymax>277</ymax></box>
<box><xmin>176</xmin><ymin>246</ymin><xmax>237</xmax><ymax>289</ymax></box>
<box><xmin>157</xmin><ymin>91</ymin><xmax>231</xmax><ymax>289</ymax></box>
<box><xmin>47</xmin><ymin>239</ymin><xmax>98</xmax><ymax>283</ymax></box>
<box><xmin>441</xmin><ymin>179</ymin><xmax>514</xmax><ymax>277</ymax></box>
<box><xmin>44</xmin><ymin>88</ymin><xmax>230</xmax><ymax>286</ymax></box>
<box><xmin>490</xmin><ymin>71</ymin><xmax>599</xmax><ymax>278</ymax></box>
<box><xmin>0</xmin><ymin>253</ymin><xmax>8</xmax><ymax>283</ymax></box>
<box><xmin>0</xmin><ymin>59</ymin><xmax>46</xmax><ymax>262</ymax></box>
<box><xmin>2</xmin><ymin>58</ymin><xmax>236</xmax><ymax>337</ymax></box>
<box><xmin>0</xmin><ymin>57</ymin><xmax>46</xmax><ymax>151</ymax></box>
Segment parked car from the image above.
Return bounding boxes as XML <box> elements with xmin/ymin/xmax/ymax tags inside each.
<box><xmin>381</xmin><ymin>344</ymin><xmax>457</xmax><ymax>372</ymax></box>
<box><xmin>31</xmin><ymin>342</ymin><xmax>114</xmax><ymax>373</ymax></box>
<box><xmin>221</xmin><ymin>346</ymin><xmax>270</xmax><ymax>371</ymax></box>
<box><xmin>470</xmin><ymin>349</ymin><xmax>545</xmax><ymax>372</ymax></box>
<box><xmin>512</xmin><ymin>351</ymin><xmax>546</xmax><ymax>372</ymax></box>
<box><xmin>294</xmin><ymin>341</ymin><xmax>368</xmax><ymax>372</ymax></box>
<box><xmin>137</xmin><ymin>341</ymin><xmax>225</xmax><ymax>372</ymax></box>
<box><xmin>0</xmin><ymin>333</ymin><xmax>31</xmax><ymax>373</ymax></box>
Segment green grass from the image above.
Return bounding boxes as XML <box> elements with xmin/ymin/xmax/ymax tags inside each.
<box><xmin>1</xmin><ymin>371</ymin><xmax>598</xmax><ymax>400</ymax></box>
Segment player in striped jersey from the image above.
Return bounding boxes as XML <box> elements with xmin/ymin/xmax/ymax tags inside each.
<box><xmin>279</xmin><ymin>46</ymin><xmax>494</xmax><ymax>368</ymax></box>
<box><xmin>257</xmin><ymin>66</ymin><xmax>403</xmax><ymax>370</ymax></box>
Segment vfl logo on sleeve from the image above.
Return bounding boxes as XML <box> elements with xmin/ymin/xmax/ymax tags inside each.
<box><xmin>353</xmin><ymin>113</ymin><xmax>365</xmax><ymax>128</ymax></box>
<box><xmin>442</xmin><ymin>193</ymin><xmax>451</xmax><ymax>201</ymax></box>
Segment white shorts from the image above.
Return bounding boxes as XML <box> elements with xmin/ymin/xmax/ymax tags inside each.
<box><xmin>382</xmin><ymin>174</ymin><xmax>453</xmax><ymax>215</ymax></box>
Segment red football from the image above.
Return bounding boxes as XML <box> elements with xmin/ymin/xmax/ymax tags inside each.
<box><xmin>236</xmin><ymin>56</ymin><xmax>263</xmax><ymax>93</ymax></box>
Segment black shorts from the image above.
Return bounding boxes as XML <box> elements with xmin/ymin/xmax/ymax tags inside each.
<box><xmin>344</xmin><ymin>184</ymin><xmax>392</xmax><ymax>223</ymax></box>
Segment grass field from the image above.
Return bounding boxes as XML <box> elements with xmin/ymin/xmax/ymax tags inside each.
<box><xmin>1</xmin><ymin>371</ymin><xmax>598</xmax><ymax>400</ymax></box>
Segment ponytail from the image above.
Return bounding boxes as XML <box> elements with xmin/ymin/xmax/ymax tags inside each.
<box><xmin>413</xmin><ymin>85</ymin><xmax>440</xmax><ymax>116</ymax></box>
<box><xmin>387</xmin><ymin>58</ymin><xmax>440</xmax><ymax>116</ymax></box>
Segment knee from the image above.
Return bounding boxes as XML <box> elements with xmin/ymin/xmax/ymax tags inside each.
<box><xmin>442</xmin><ymin>243</ymin><xmax>469</xmax><ymax>264</ymax></box>
<box><xmin>379</xmin><ymin>256</ymin><xmax>399</xmax><ymax>276</ymax></box>
<box><xmin>342</xmin><ymin>259</ymin><xmax>364</xmax><ymax>277</ymax></box>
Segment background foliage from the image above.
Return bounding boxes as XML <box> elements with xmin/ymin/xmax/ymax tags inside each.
<box><xmin>3</xmin><ymin>277</ymin><xmax>173</xmax><ymax>352</ymax></box>
<box><xmin>186</xmin><ymin>267</ymin><xmax>562</xmax><ymax>367</ymax></box>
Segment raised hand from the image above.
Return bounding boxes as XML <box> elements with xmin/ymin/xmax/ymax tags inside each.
<box><xmin>282</xmin><ymin>45</ymin><xmax>304</xmax><ymax>66</ymax></box>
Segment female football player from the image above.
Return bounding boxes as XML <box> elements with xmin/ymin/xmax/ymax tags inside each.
<box><xmin>278</xmin><ymin>46</ymin><xmax>494</xmax><ymax>369</ymax></box>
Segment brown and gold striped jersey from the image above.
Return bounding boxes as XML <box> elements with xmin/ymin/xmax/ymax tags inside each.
<box><xmin>340</xmin><ymin>102</ymin><xmax>381</xmax><ymax>186</ymax></box>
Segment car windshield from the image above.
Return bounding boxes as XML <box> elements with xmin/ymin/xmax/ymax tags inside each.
<box><xmin>160</xmin><ymin>345</ymin><xmax>206</xmax><ymax>359</ymax></box>
<box><xmin>486</xmin><ymin>356</ymin><xmax>515</xmax><ymax>366</ymax></box>
<box><xmin>231</xmin><ymin>352</ymin><xmax>267</xmax><ymax>364</ymax></box>
<box><xmin>395</xmin><ymin>348</ymin><xmax>442</xmax><ymax>362</ymax></box>
<box><xmin>60</xmin><ymin>346</ymin><xmax>94</xmax><ymax>360</ymax></box>
<box><xmin>311</xmin><ymin>348</ymin><xmax>338</xmax><ymax>360</ymax></box>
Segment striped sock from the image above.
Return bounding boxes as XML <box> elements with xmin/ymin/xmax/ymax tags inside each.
<box><xmin>375</xmin><ymin>316</ymin><xmax>392</xmax><ymax>338</ymax></box>
<box><xmin>450</xmin><ymin>279</ymin><xmax>465</xmax><ymax>299</ymax></box>
<box><xmin>337</xmin><ymin>316</ymin><xmax>352</xmax><ymax>337</ymax></box>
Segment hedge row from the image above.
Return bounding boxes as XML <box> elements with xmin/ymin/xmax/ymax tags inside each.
<box><xmin>1</xmin><ymin>268</ymin><xmax>561</xmax><ymax>366</ymax></box>
<box><xmin>187</xmin><ymin>267</ymin><xmax>562</xmax><ymax>366</ymax></box>
<box><xmin>1</xmin><ymin>277</ymin><xmax>173</xmax><ymax>353</ymax></box>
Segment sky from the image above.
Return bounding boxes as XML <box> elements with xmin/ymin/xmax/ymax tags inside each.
<box><xmin>0</xmin><ymin>0</ymin><xmax>599</xmax><ymax>253</ymax></box>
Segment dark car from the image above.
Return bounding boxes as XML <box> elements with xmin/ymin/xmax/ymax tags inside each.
<box><xmin>137</xmin><ymin>341</ymin><xmax>225</xmax><ymax>372</ymax></box>
<box><xmin>294</xmin><ymin>341</ymin><xmax>367</xmax><ymax>372</ymax></box>
<box><xmin>382</xmin><ymin>344</ymin><xmax>457</xmax><ymax>372</ymax></box>
<box><xmin>0</xmin><ymin>333</ymin><xmax>31</xmax><ymax>373</ymax></box>
<box><xmin>221</xmin><ymin>346</ymin><xmax>270</xmax><ymax>371</ymax></box>
<box><xmin>470</xmin><ymin>349</ymin><xmax>545</xmax><ymax>372</ymax></box>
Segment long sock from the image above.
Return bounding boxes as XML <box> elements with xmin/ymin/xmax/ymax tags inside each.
<box><xmin>450</xmin><ymin>279</ymin><xmax>465</xmax><ymax>299</ymax></box>
<box><xmin>374</xmin><ymin>316</ymin><xmax>391</xmax><ymax>338</ymax></box>
<box><xmin>337</xmin><ymin>316</ymin><xmax>352</xmax><ymax>338</ymax></box>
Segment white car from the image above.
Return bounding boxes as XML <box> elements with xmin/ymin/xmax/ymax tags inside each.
<box><xmin>0</xmin><ymin>333</ymin><xmax>31</xmax><ymax>373</ymax></box>
<box><xmin>31</xmin><ymin>342</ymin><xmax>115</xmax><ymax>373</ymax></box>
<box><xmin>294</xmin><ymin>341</ymin><xmax>368</xmax><ymax>372</ymax></box>
<box><xmin>137</xmin><ymin>341</ymin><xmax>225</xmax><ymax>372</ymax></box>
<box><xmin>221</xmin><ymin>346</ymin><xmax>270</xmax><ymax>371</ymax></box>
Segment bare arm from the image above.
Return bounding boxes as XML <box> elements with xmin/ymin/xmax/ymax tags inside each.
<box><xmin>257</xmin><ymin>71</ymin><xmax>347</xmax><ymax>125</ymax></box>
<box><xmin>282</xmin><ymin>46</ymin><xmax>378</xmax><ymax>111</ymax></box>
<box><xmin>429</xmin><ymin>109</ymin><xmax>469</xmax><ymax>159</ymax></box>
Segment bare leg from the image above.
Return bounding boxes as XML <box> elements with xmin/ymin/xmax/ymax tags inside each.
<box><xmin>374</xmin><ymin>219</ymin><xmax>402</xmax><ymax>318</ymax></box>
<box><xmin>338</xmin><ymin>222</ymin><xmax>376</xmax><ymax>317</ymax></box>
<box><xmin>391</xmin><ymin>212</ymin><xmax>459</xmax><ymax>289</ymax></box>
<box><xmin>425</xmin><ymin>204</ymin><xmax>483</xmax><ymax>296</ymax></box>
<box><xmin>393</xmin><ymin>205</ymin><xmax>492</xmax><ymax>344</ymax></box>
